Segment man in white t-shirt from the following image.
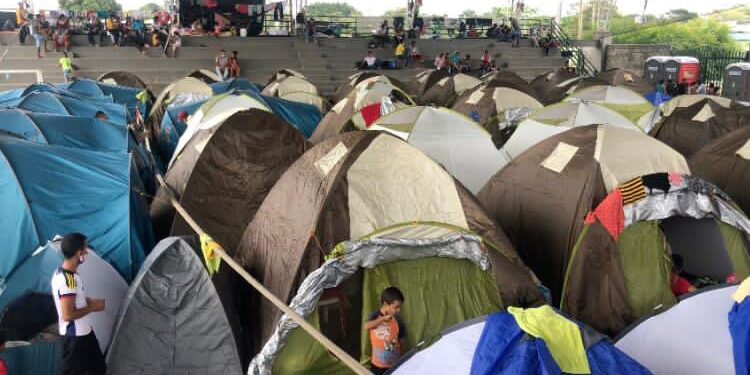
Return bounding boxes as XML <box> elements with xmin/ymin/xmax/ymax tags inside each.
<box><xmin>51</xmin><ymin>233</ymin><xmax>106</xmax><ymax>375</ymax></box>
<box><xmin>362</xmin><ymin>50</ymin><xmax>378</xmax><ymax>70</ymax></box>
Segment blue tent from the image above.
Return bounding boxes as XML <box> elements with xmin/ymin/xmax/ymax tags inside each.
<box><xmin>157</xmin><ymin>99</ymin><xmax>206</xmax><ymax>164</ymax></box>
<box><xmin>0</xmin><ymin>91</ymin><xmax>128</xmax><ymax>126</ymax></box>
<box><xmin>260</xmin><ymin>94</ymin><xmax>321</xmax><ymax>138</ymax></box>
<box><xmin>0</xmin><ymin>136</ymin><xmax>152</xmax><ymax>282</ymax></box>
<box><xmin>59</xmin><ymin>79</ymin><xmax>149</xmax><ymax>118</ymax></box>
<box><xmin>0</xmin><ymin>83</ymin><xmax>114</xmax><ymax>104</ymax></box>
<box><xmin>0</xmin><ymin>109</ymin><xmax>127</xmax><ymax>152</ymax></box>
<box><xmin>211</xmin><ymin>78</ymin><xmax>262</xmax><ymax>95</ymax></box>
<box><xmin>730</xmin><ymin>284</ymin><xmax>750</xmax><ymax>375</ymax></box>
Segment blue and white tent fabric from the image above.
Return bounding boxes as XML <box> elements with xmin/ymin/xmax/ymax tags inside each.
<box><xmin>0</xmin><ymin>239</ymin><xmax>128</xmax><ymax>352</ymax></box>
<box><xmin>0</xmin><ymin>91</ymin><xmax>128</xmax><ymax>126</ymax></box>
<box><xmin>616</xmin><ymin>284</ymin><xmax>739</xmax><ymax>374</ymax></box>
<box><xmin>0</xmin><ymin>109</ymin><xmax>127</xmax><ymax>152</ymax></box>
<box><xmin>392</xmin><ymin>306</ymin><xmax>650</xmax><ymax>375</ymax></box>
<box><xmin>0</xmin><ymin>136</ymin><xmax>152</xmax><ymax>283</ymax></box>
<box><xmin>211</xmin><ymin>78</ymin><xmax>262</xmax><ymax>95</ymax></box>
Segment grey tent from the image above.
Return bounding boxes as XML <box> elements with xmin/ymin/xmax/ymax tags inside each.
<box><xmin>529</xmin><ymin>69</ymin><xmax>583</xmax><ymax>105</ymax></box>
<box><xmin>106</xmin><ymin>237</ymin><xmax>242</xmax><ymax>375</ymax></box>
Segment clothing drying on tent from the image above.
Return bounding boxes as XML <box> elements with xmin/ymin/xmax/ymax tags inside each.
<box><xmin>0</xmin><ymin>91</ymin><xmax>128</xmax><ymax>125</ymax></box>
<box><xmin>616</xmin><ymin>284</ymin><xmax>740</xmax><ymax>374</ymax></box>
<box><xmin>0</xmin><ymin>109</ymin><xmax>127</xmax><ymax>152</ymax></box>
<box><xmin>0</xmin><ymin>240</ymin><xmax>127</xmax><ymax>352</ymax></box>
<box><xmin>368</xmin><ymin>106</ymin><xmax>504</xmax><ymax>193</ymax></box>
<box><xmin>311</xmin><ymin>77</ymin><xmax>415</xmax><ymax>144</ymax></box>
<box><xmin>106</xmin><ymin>236</ymin><xmax>242</xmax><ymax>375</ymax></box>
<box><xmin>150</xmin><ymin>109</ymin><xmax>309</xmax><ymax>249</ymax></box>
<box><xmin>478</xmin><ymin>125</ymin><xmax>690</xmax><ymax>308</ymax></box>
<box><xmin>236</xmin><ymin>132</ymin><xmax>544</xmax><ymax>350</ymax></box>
<box><xmin>690</xmin><ymin>126</ymin><xmax>750</xmax><ymax>216</ymax></box>
<box><xmin>421</xmin><ymin>73</ymin><xmax>482</xmax><ymax>107</ymax></box>
<box><xmin>529</xmin><ymin>68</ymin><xmax>583</xmax><ymax>105</ymax></box>
<box><xmin>577</xmin><ymin>68</ymin><xmax>652</xmax><ymax>96</ymax></box>
<box><xmin>565</xmin><ymin>85</ymin><xmax>658</xmax><ymax>130</ymax></box>
<box><xmin>493</xmin><ymin>101</ymin><xmax>644</xmax><ymax>172</ymax></box>
<box><xmin>562</xmin><ymin>173</ymin><xmax>750</xmax><ymax>335</ymax></box>
<box><xmin>0</xmin><ymin>136</ymin><xmax>152</xmax><ymax>282</ymax></box>
<box><xmin>649</xmin><ymin>98</ymin><xmax>750</xmax><ymax>157</ymax></box>
<box><xmin>406</xmin><ymin>69</ymin><xmax>450</xmax><ymax>98</ymax></box>
<box><xmin>391</xmin><ymin>306</ymin><xmax>650</xmax><ymax>375</ymax></box>
<box><xmin>250</xmin><ymin>226</ymin><xmax>520</xmax><ymax>375</ymax></box>
<box><xmin>452</xmin><ymin>84</ymin><xmax>543</xmax><ymax>130</ymax></box>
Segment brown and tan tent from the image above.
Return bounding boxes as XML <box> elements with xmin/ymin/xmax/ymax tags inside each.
<box><xmin>452</xmin><ymin>85</ymin><xmax>542</xmax><ymax>129</ymax></box>
<box><xmin>561</xmin><ymin>173</ymin><xmax>750</xmax><ymax>336</ymax></box>
<box><xmin>149</xmin><ymin>109</ymin><xmax>310</xmax><ymax>250</ymax></box>
<box><xmin>529</xmin><ymin>69</ymin><xmax>583</xmax><ymax>105</ymax></box>
<box><xmin>406</xmin><ymin>69</ymin><xmax>450</xmax><ymax>98</ymax></box>
<box><xmin>661</xmin><ymin>94</ymin><xmax>735</xmax><ymax>118</ymax></box>
<box><xmin>421</xmin><ymin>73</ymin><xmax>482</xmax><ymax>107</ymax></box>
<box><xmin>481</xmin><ymin>71</ymin><xmax>540</xmax><ymax>99</ymax></box>
<box><xmin>478</xmin><ymin>125</ymin><xmax>689</xmax><ymax>305</ymax></box>
<box><xmin>265</xmin><ymin>69</ymin><xmax>307</xmax><ymax>86</ymax></box>
<box><xmin>97</xmin><ymin>71</ymin><xmax>149</xmax><ymax>90</ymax></box>
<box><xmin>577</xmin><ymin>68</ymin><xmax>652</xmax><ymax>95</ymax></box>
<box><xmin>310</xmin><ymin>77</ymin><xmax>415</xmax><ymax>144</ymax></box>
<box><xmin>187</xmin><ymin>69</ymin><xmax>222</xmax><ymax>84</ymax></box>
<box><xmin>690</xmin><ymin>126</ymin><xmax>750</xmax><ymax>215</ymax></box>
<box><xmin>261</xmin><ymin>74</ymin><xmax>329</xmax><ymax>113</ymax></box>
<box><xmin>331</xmin><ymin>72</ymin><xmax>409</xmax><ymax>104</ymax></box>
<box><xmin>236</xmin><ymin>131</ymin><xmax>544</xmax><ymax>349</ymax></box>
<box><xmin>649</xmin><ymin>98</ymin><xmax>750</xmax><ymax>157</ymax></box>
<box><xmin>148</xmin><ymin>77</ymin><xmax>213</xmax><ymax>136</ymax></box>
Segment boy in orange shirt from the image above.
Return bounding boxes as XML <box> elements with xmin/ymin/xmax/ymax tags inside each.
<box><xmin>364</xmin><ymin>287</ymin><xmax>407</xmax><ymax>375</ymax></box>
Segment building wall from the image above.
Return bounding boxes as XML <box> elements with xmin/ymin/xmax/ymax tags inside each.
<box><xmin>603</xmin><ymin>44</ymin><xmax>672</xmax><ymax>75</ymax></box>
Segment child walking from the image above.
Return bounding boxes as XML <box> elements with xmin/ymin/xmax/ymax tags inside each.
<box><xmin>58</xmin><ymin>52</ymin><xmax>73</xmax><ymax>82</ymax></box>
<box><xmin>363</xmin><ymin>287</ymin><xmax>407</xmax><ymax>375</ymax></box>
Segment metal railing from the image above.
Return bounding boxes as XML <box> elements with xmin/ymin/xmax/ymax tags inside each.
<box><xmin>547</xmin><ymin>20</ymin><xmax>598</xmax><ymax>77</ymax></box>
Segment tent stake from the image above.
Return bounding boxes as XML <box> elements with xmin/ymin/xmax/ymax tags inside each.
<box><xmin>154</xmin><ymin>173</ymin><xmax>371</xmax><ymax>375</ymax></box>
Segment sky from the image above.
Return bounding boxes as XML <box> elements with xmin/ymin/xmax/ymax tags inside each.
<box><xmin>1</xmin><ymin>0</ymin><xmax>746</xmax><ymax>15</ymax></box>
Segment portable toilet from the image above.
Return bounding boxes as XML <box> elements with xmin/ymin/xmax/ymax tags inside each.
<box><xmin>723</xmin><ymin>62</ymin><xmax>750</xmax><ymax>102</ymax></box>
<box><xmin>664</xmin><ymin>56</ymin><xmax>700</xmax><ymax>85</ymax></box>
<box><xmin>644</xmin><ymin>56</ymin><xmax>669</xmax><ymax>85</ymax></box>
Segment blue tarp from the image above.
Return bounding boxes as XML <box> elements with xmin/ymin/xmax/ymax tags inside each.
<box><xmin>730</xmin><ymin>297</ymin><xmax>750</xmax><ymax>375</ymax></box>
<box><xmin>0</xmin><ymin>341</ymin><xmax>60</xmax><ymax>375</ymax></box>
<box><xmin>0</xmin><ymin>91</ymin><xmax>128</xmax><ymax>126</ymax></box>
<box><xmin>260</xmin><ymin>94</ymin><xmax>321</xmax><ymax>138</ymax></box>
<box><xmin>60</xmin><ymin>79</ymin><xmax>149</xmax><ymax>119</ymax></box>
<box><xmin>470</xmin><ymin>312</ymin><xmax>651</xmax><ymax>375</ymax></box>
<box><xmin>0</xmin><ymin>136</ymin><xmax>151</xmax><ymax>282</ymax></box>
<box><xmin>645</xmin><ymin>91</ymin><xmax>672</xmax><ymax>106</ymax></box>
<box><xmin>0</xmin><ymin>109</ymin><xmax>128</xmax><ymax>152</ymax></box>
<box><xmin>0</xmin><ymin>82</ymin><xmax>114</xmax><ymax>104</ymax></box>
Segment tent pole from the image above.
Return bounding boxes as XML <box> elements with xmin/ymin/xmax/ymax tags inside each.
<box><xmin>153</xmin><ymin>173</ymin><xmax>371</xmax><ymax>375</ymax></box>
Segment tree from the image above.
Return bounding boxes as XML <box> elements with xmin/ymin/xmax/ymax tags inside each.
<box><xmin>382</xmin><ymin>7</ymin><xmax>406</xmax><ymax>18</ymax></box>
<box><xmin>59</xmin><ymin>0</ymin><xmax>121</xmax><ymax>12</ymax></box>
<box><xmin>614</xmin><ymin>18</ymin><xmax>738</xmax><ymax>52</ymax></box>
<box><xmin>460</xmin><ymin>9</ymin><xmax>478</xmax><ymax>19</ymax></box>
<box><xmin>138</xmin><ymin>3</ymin><xmax>162</xmax><ymax>13</ymax></box>
<box><xmin>304</xmin><ymin>2</ymin><xmax>361</xmax><ymax>18</ymax></box>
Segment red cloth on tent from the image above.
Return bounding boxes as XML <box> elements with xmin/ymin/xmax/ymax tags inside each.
<box><xmin>360</xmin><ymin>104</ymin><xmax>382</xmax><ymax>127</ymax></box>
<box><xmin>669</xmin><ymin>172</ymin><xmax>683</xmax><ymax>187</ymax></box>
<box><xmin>584</xmin><ymin>189</ymin><xmax>625</xmax><ymax>240</ymax></box>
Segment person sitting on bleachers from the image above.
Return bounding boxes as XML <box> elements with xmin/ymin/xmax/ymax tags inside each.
<box><xmin>362</xmin><ymin>50</ymin><xmax>378</xmax><ymax>70</ymax></box>
<box><xmin>461</xmin><ymin>54</ymin><xmax>472</xmax><ymax>74</ymax></box>
<box><xmin>467</xmin><ymin>25</ymin><xmax>479</xmax><ymax>38</ymax></box>
<box><xmin>486</xmin><ymin>23</ymin><xmax>498</xmax><ymax>38</ymax></box>
<box><xmin>480</xmin><ymin>50</ymin><xmax>492</xmax><ymax>74</ymax></box>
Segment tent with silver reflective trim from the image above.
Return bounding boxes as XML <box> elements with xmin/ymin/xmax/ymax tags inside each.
<box><xmin>566</xmin><ymin>85</ymin><xmax>659</xmax><ymax>130</ymax></box>
<box><xmin>236</xmin><ymin>132</ymin><xmax>543</xmax><ymax>352</ymax></box>
<box><xmin>452</xmin><ymin>85</ymin><xmax>542</xmax><ymax>128</ymax></box>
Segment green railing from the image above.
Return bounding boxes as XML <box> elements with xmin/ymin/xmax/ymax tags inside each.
<box><xmin>547</xmin><ymin>20</ymin><xmax>598</xmax><ymax>77</ymax></box>
<box><xmin>674</xmin><ymin>46</ymin><xmax>747</xmax><ymax>85</ymax></box>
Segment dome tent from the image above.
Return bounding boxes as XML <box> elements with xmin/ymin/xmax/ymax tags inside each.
<box><xmin>478</xmin><ymin>125</ymin><xmax>689</xmax><ymax>305</ymax></box>
<box><xmin>649</xmin><ymin>98</ymin><xmax>750</xmax><ymax>157</ymax></box>
<box><xmin>0</xmin><ymin>136</ymin><xmax>153</xmax><ymax>282</ymax></box>
<box><xmin>236</xmin><ymin>131</ymin><xmax>544</xmax><ymax>349</ymax></box>
<box><xmin>0</xmin><ymin>91</ymin><xmax>128</xmax><ymax>126</ymax></box>
<box><xmin>690</xmin><ymin>126</ymin><xmax>750</xmax><ymax>215</ymax></box>
<box><xmin>406</xmin><ymin>69</ymin><xmax>450</xmax><ymax>98</ymax></box>
<box><xmin>452</xmin><ymin>85</ymin><xmax>543</xmax><ymax>128</ymax></box>
<box><xmin>250</xmin><ymin>224</ymin><xmax>512</xmax><ymax>375</ymax></box>
<box><xmin>421</xmin><ymin>73</ymin><xmax>482</xmax><ymax>107</ymax></box>
<box><xmin>262</xmin><ymin>73</ymin><xmax>329</xmax><ymax>113</ymax></box>
<box><xmin>661</xmin><ymin>94</ymin><xmax>734</xmax><ymax>117</ymax></box>
<box><xmin>577</xmin><ymin>68</ymin><xmax>652</xmax><ymax>95</ymax></box>
<box><xmin>265</xmin><ymin>69</ymin><xmax>306</xmax><ymax>85</ymax></box>
<box><xmin>0</xmin><ymin>239</ymin><xmax>128</xmax><ymax>352</ymax></box>
<box><xmin>106</xmin><ymin>236</ymin><xmax>242</xmax><ymax>374</ymax></box>
<box><xmin>391</xmin><ymin>306</ymin><xmax>649</xmax><ymax>375</ymax></box>
<box><xmin>493</xmin><ymin>101</ymin><xmax>644</xmax><ymax>172</ymax></box>
<box><xmin>369</xmin><ymin>106</ymin><xmax>504</xmax><ymax>193</ymax></box>
<box><xmin>566</xmin><ymin>85</ymin><xmax>658</xmax><ymax>130</ymax></box>
<box><xmin>561</xmin><ymin>173</ymin><xmax>750</xmax><ymax>335</ymax></box>
<box><xmin>530</xmin><ymin>68</ymin><xmax>584</xmax><ymax>105</ymax></box>
<box><xmin>615</xmin><ymin>284</ymin><xmax>738</xmax><ymax>375</ymax></box>
<box><xmin>187</xmin><ymin>69</ymin><xmax>222</xmax><ymax>84</ymax></box>
<box><xmin>150</xmin><ymin>109</ymin><xmax>310</xmax><ymax>250</ymax></box>
<box><xmin>310</xmin><ymin>77</ymin><xmax>415</xmax><ymax>144</ymax></box>
<box><xmin>331</xmin><ymin>72</ymin><xmax>409</xmax><ymax>104</ymax></box>
<box><xmin>148</xmin><ymin>77</ymin><xmax>213</xmax><ymax>138</ymax></box>
<box><xmin>97</xmin><ymin>71</ymin><xmax>149</xmax><ymax>90</ymax></box>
